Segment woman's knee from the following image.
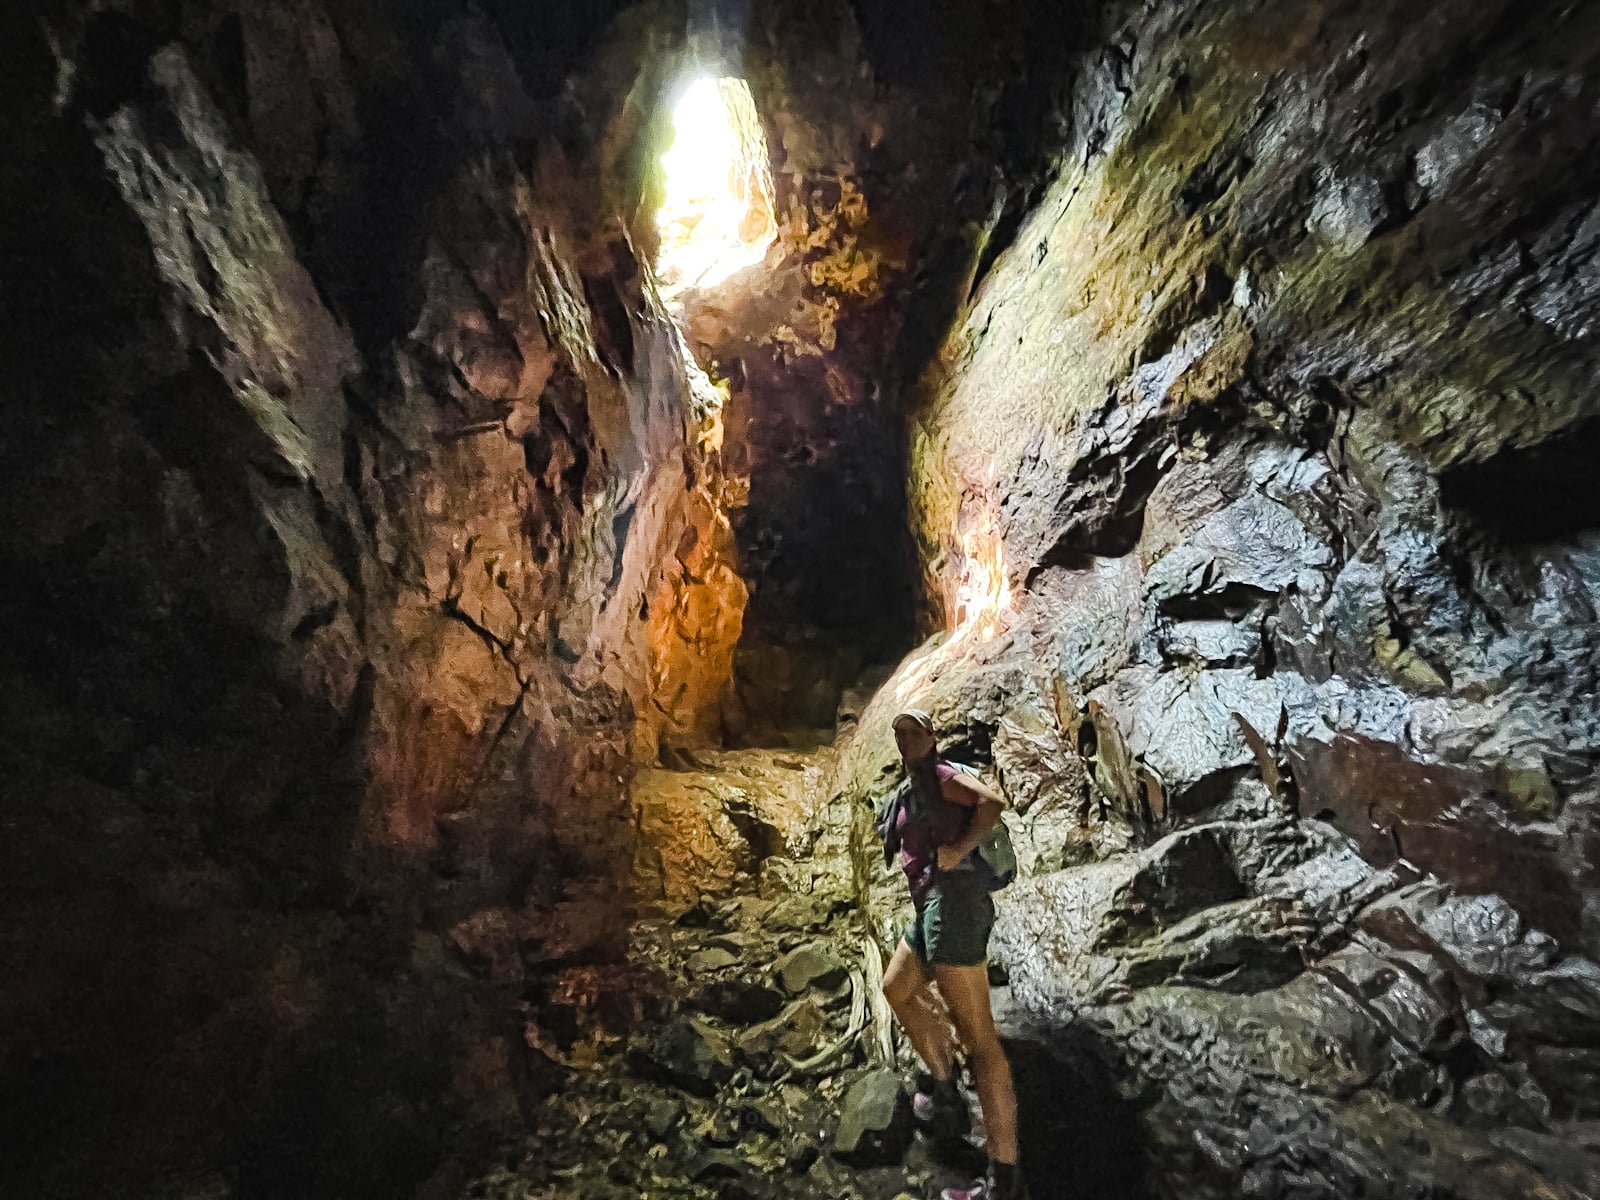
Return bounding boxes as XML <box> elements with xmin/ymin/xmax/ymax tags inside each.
<box><xmin>883</xmin><ymin>970</ymin><xmax>919</xmax><ymax>1013</ymax></box>
<box><xmin>883</xmin><ymin>942</ymin><xmax>928</xmax><ymax>1008</ymax></box>
<box><xmin>884</xmin><ymin>981</ymin><xmax>912</xmax><ymax>1014</ymax></box>
<box><xmin>964</xmin><ymin>1025</ymin><xmax>1006</xmax><ymax>1068</ymax></box>
<box><xmin>882</xmin><ymin>962</ymin><xmax>910</xmax><ymax>1005</ymax></box>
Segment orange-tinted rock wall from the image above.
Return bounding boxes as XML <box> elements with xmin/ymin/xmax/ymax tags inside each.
<box><xmin>0</xmin><ymin>2</ymin><xmax>744</xmax><ymax>1194</ymax></box>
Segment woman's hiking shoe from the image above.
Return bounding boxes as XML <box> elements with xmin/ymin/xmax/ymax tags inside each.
<box><xmin>940</xmin><ymin>1161</ymin><xmax>1027</xmax><ymax>1200</ymax></box>
<box><xmin>912</xmin><ymin>1075</ymin><xmax>971</xmax><ymax>1140</ymax></box>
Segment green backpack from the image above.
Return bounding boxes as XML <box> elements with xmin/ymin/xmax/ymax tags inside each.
<box><xmin>950</xmin><ymin>762</ymin><xmax>1018</xmax><ymax>891</ymax></box>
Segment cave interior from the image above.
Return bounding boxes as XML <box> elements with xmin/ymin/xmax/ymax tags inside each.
<box><xmin>6</xmin><ymin>1</ymin><xmax>1600</xmax><ymax>1198</ymax></box>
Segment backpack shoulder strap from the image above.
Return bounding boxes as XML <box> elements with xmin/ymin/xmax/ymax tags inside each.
<box><xmin>875</xmin><ymin>777</ymin><xmax>911</xmax><ymax>822</ymax></box>
<box><xmin>874</xmin><ymin>779</ymin><xmax>911</xmax><ymax>867</ymax></box>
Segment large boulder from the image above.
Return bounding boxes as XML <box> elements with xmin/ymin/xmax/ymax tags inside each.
<box><xmin>776</xmin><ymin>944</ymin><xmax>848</xmax><ymax>994</ymax></box>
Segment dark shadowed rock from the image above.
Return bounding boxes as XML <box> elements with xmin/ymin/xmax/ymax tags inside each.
<box><xmin>831</xmin><ymin>1070</ymin><xmax>913</xmax><ymax>1167</ymax></box>
<box><xmin>644</xmin><ymin>1097</ymin><xmax>685</xmax><ymax>1141</ymax></box>
<box><xmin>627</xmin><ymin>1019</ymin><xmax>735</xmax><ymax>1098</ymax></box>
<box><xmin>737</xmin><ymin>999</ymin><xmax>832</xmax><ymax>1077</ymax></box>
<box><xmin>690</xmin><ymin>1148</ymin><xmax>748</xmax><ymax>1182</ymax></box>
<box><xmin>776</xmin><ymin>945</ymin><xmax>848</xmax><ymax>994</ymax></box>
<box><xmin>687</xmin><ymin>947</ymin><xmax>741</xmax><ymax>974</ymax></box>
<box><xmin>691</xmin><ymin>979</ymin><xmax>788</xmax><ymax>1025</ymax></box>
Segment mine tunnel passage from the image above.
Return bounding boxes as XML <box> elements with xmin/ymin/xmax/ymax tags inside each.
<box><xmin>18</xmin><ymin>3</ymin><xmax>1600</xmax><ymax>1199</ymax></box>
<box><xmin>650</xmin><ymin>68</ymin><xmax>921</xmax><ymax>739</ymax></box>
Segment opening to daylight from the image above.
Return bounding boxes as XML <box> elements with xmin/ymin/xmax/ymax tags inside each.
<box><xmin>654</xmin><ymin>76</ymin><xmax>776</xmax><ymax>303</ymax></box>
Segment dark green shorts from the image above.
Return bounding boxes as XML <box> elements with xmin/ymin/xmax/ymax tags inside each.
<box><xmin>904</xmin><ymin>868</ymin><xmax>995</xmax><ymax>967</ymax></box>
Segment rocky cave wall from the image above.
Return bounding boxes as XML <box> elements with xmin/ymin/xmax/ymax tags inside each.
<box><xmin>0</xmin><ymin>0</ymin><xmax>1064</xmax><ymax>1191</ymax></box>
<box><xmin>0</xmin><ymin>2</ymin><xmax>755</xmax><ymax>1194</ymax></box>
<box><xmin>12</xmin><ymin>0</ymin><xmax>1600</xmax><ymax>1196</ymax></box>
<box><xmin>838</xmin><ymin>1</ymin><xmax>1600</xmax><ymax>1196</ymax></box>
<box><xmin>903</xmin><ymin>0</ymin><xmax>1600</xmax><ymax>951</ymax></box>
<box><xmin>672</xmin><ymin>4</ymin><xmax>931</xmax><ymax>738</ymax></box>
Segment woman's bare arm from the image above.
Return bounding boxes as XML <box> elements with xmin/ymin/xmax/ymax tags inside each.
<box><xmin>944</xmin><ymin>772</ymin><xmax>1005</xmax><ymax>807</ymax></box>
<box><xmin>936</xmin><ymin>772</ymin><xmax>1006</xmax><ymax>868</ymax></box>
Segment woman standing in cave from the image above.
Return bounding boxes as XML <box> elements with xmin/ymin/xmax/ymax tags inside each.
<box><xmin>880</xmin><ymin>709</ymin><xmax>1025</xmax><ymax>1200</ymax></box>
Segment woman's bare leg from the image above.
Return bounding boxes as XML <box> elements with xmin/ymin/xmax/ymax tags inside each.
<box><xmin>883</xmin><ymin>939</ymin><xmax>957</xmax><ymax>1079</ymax></box>
<box><xmin>935</xmin><ymin>962</ymin><xmax>1018</xmax><ymax>1163</ymax></box>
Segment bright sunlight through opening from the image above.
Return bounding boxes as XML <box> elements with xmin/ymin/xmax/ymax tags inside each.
<box><xmin>655</xmin><ymin>77</ymin><xmax>776</xmax><ymax>304</ymax></box>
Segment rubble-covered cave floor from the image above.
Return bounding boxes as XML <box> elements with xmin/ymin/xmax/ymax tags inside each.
<box><xmin>451</xmin><ymin>716</ymin><xmax>1600</xmax><ymax>1200</ymax></box>
<box><xmin>458</xmin><ymin>745</ymin><xmax>991</xmax><ymax>1200</ymax></box>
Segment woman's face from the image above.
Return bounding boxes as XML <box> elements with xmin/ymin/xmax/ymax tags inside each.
<box><xmin>894</xmin><ymin>719</ymin><xmax>936</xmax><ymax>764</ymax></box>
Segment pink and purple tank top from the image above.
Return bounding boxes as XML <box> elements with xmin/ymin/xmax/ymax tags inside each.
<box><xmin>897</xmin><ymin>761</ymin><xmax>977</xmax><ymax>902</ymax></box>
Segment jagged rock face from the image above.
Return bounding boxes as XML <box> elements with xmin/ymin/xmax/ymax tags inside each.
<box><xmin>988</xmin><ymin>815</ymin><xmax>1600</xmax><ymax>1199</ymax></box>
<box><xmin>1</xmin><ymin>2</ymin><xmax>747</xmax><ymax>1194</ymax></box>
<box><xmin>835</xmin><ymin>1</ymin><xmax>1600</xmax><ymax>1197</ymax></box>
<box><xmin>4</xmin><ymin>0</ymin><xmax>974</xmax><ymax>1189</ymax></box>
<box><xmin>632</xmin><ymin>748</ymin><xmax>834</xmax><ymax>914</ymax></box>
<box><xmin>903</xmin><ymin>0</ymin><xmax>1600</xmax><ymax>949</ymax></box>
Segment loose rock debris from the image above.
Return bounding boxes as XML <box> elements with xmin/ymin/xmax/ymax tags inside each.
<box><xmin>461</xmin><ymin>748</ymin><xmax>981</xmax><ymax>1200</ymax></box>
